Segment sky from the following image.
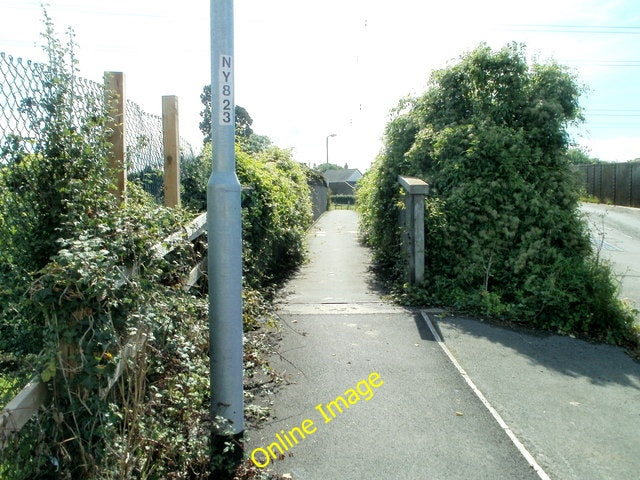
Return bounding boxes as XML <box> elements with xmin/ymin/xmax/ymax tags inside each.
<box><xmin>0</xmin><ymin>0</ymin><xmax>639</xmax><ymax>172</ymax></box>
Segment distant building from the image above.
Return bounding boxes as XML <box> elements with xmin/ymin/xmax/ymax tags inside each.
<box><xmin>323</xmin><ymin>168</ymin><xmax>363</xmax><ymax>195</ymax></box>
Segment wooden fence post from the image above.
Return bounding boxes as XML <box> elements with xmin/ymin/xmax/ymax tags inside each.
<box><xmin>104</xmin><ymin>72</ymin><xmax>127</xmax><ymax>200</ymax></box>
<box><xmin>162</xmin><ymin>95</ymin><xmax>181</xmax><ymax>208</ymax></box>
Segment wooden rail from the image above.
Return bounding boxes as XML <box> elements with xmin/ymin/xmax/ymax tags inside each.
<box><xmin>0</xmin><ymin>376</ymin><xmax>47</xmax><ymax>448</ymax></box>
<box><xmin>0</xmin><ymin>212</ymin><xmax>208</xmax><ymax>450</ymax></box>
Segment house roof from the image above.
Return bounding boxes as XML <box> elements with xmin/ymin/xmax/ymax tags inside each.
<box><xmin>323</xmin><ymin>168</ymin><xmax>363</xmax><ymax>184</ymax></box>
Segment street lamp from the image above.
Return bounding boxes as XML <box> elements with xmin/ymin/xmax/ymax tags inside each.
<box><xmin>326</xmin><ymin>133</ymin><xmax>337</xmax><ymax>164</ymax></box>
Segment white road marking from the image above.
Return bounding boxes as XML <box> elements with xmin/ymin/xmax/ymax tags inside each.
<box><xmin>421</xmin><ymin>311</ymin><xmax>552</xmax><ymax>480</ymax></box>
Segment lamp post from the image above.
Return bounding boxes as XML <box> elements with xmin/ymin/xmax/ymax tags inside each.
<box><xmin>326</xmin><ymin>133</ymin><xmax>337</xmax><ymax>164</ymax></box>
<box><xmin>208</xmin><ymin>0</ymin><xmax>244</xmax><ymax>466</ymax></box>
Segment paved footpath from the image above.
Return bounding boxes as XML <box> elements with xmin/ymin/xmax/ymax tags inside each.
<box><xmin>246</xmin><ymin>210</ymin><xmax>640</xmax><ymax>480</ymax></box>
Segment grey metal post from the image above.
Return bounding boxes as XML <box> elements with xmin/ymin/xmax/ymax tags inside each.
<box><xmin>326</xmin><ymin>133</ymin><xmax>336</xmax><ymax>164</ymax></box>
<box><xmin>209</xmin><ymin>0</ymin><xmax>244</xmax><ymax>445</ymax></box>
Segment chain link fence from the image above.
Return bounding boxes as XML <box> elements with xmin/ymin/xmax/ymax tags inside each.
<box><xmin>0</xmin><ymin>52</ymin><xmax>105</xmax><ymax>156</ymax></box>
<box><xmin>125</xmin><ymin>99</ymin><xmax>165</xmax><ymax>198</ymax></box>
<box><xmin>0</xmin><ymin>53</ymin><xmax>47</xmax><ymax>145</ymax></box>
<box><xmin>0</xmin><ymin>51</ymin><xmax>195</xmax><ymax>200</ymax></box>
<box><xmin>0</xmin><ymin>52</ymin><xmax>199</xmax><ymax>414</ymax></box>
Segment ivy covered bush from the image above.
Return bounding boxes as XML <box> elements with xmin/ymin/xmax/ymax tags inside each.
<box><xmin>0</xmin><ymin>13</ymin><xmax>309</xmax><ymax>479</ymax></box>
<box><xmin>182</xmin><ymin>143</ymin><xmax>313</xmax><ymax>290</ymax></box>
<box><xmin>358</xmin><ymin>43</ymin><xmax>637</xmax><ymax>344</ymax></box>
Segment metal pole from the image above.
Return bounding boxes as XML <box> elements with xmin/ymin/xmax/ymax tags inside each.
<box><xmin>208</xmin><ymin>0</ymin><xmax>244</xmax><ymax>450</ymax></box>
<box><xmin>326</xmin><ymin>133</ymin><xmax>336</xmax><ymax>164</ymax></box>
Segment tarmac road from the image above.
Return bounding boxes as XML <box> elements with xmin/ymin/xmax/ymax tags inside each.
<box><xmin>579</xmin><ymin>202</ymin><xmax>640</xmax><ymax>312</ymax></box>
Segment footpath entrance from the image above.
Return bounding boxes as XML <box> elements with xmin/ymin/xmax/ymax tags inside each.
<box><xmin>246</xmin><ymin>210</ymin><xmax>540</xmax><ymax>479</ymax></box>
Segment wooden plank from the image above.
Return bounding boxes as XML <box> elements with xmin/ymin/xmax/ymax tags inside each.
<box><xmin>183</xmin><ymin>258</ymin><xmax>206</xmax><ymax>291</ymax></box>
<box><xmin>162</xmin><ymin>95</ymin><xmax>181</xmax><ymax>208</ymax></box>
<box><xmin>0</xmin><ymin>376</ymin><xmax>47</xmax><ymax>450</ymax></box>
<box><xmin>632</xmin><ymin>164</ymin><xmax>640</xmax><ymax>208</ymax></box>
<box><xmin>614</xmin><ymin>163</ymin><xmax>631</xmax><ymax>206</ymax></box>
<box><xmin>99</xmin><ymin>328</ymin><xmax>150</xmax><ymax>400</ymax></box>
<box><xmin>185</xmin><ymin>212</ymin><xmax>207</xmax><ymax>242</ymax></box>
<box><xmin>1</xmin><ymin>213</ymin><xmax>208</xmax><ymax>443</ymax></box>
<box><xmin>104</xmin><ymin>72</ymin><xmax>127</xmax><ymax>200</ymax></box>
<box><xmin>151</xmin><ymin>212</ymin><xmax>207</xmax><ymax>259</ymax></box>
<box><xmin>601</xmin><ymin>164</ymin><xmax>616</xmax><ymax>204</ymax></box>
<box><xmin>586</xmin><ymin>165</ymin><xmax>595</xmax><ymax>197</ymax></box>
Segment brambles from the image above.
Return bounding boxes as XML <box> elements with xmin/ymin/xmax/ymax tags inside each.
<box><xmin>1</xmin><ymin>11</ymin><xmax>310</xmax><ymax>479</ymax></box>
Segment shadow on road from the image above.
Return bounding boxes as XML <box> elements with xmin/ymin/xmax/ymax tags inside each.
<box><xmin>427</xmin><ymin>313</ymin><xmax>640</xmax><ymax>390</ymax></box>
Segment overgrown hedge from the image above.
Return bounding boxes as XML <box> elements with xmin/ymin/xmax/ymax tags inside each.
<box><xmin>331</xmin><ymin>194</ymin><xmax>356</xmax><ymax>206</ymax></box>
<box><xmin>181</xmin><ymin>143</ymin><xmax>313</xmax><ymax>290</ymax></box>
<box><xmin>358</xmin><ymin>43</ymin><xmax>638</xmax><ymax>345</ymax></box>
<box><xmin>0</xmin><ymin>13</ymin><xmax>311</xmax><ymax>479</ymax></box>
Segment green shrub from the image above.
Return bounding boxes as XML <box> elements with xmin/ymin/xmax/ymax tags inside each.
<box><xmin>331</xmin><ymin>194</ymin><xmax>356</xmax><ymax>205</ymax></box>
<box><xmin>183</xmin><ymin>143</ymin><xmax>313</xmax><ymax>289</ymax></box>
<box><xmin>359</xmin><ymin>43</ymin><xmax>637</xmax><ymax>344</ymax></box>
<box><xmin>0</xmin><ymin>12</ymin><xmax>114</xmax><ymax>354</ymax></box>
<box><xmin>0</xmin><ymin>186</ymin><xmax>214</xmax><ymax>479</ymax></box>
<box><xmin>0</xmin><ymin>12</ymin><xmax>296</xmax><ymax>478</ymax></box>
<box><xmin>0</xmin><ymin>14</ymin><xmax>210</xmax><ymax>478</ymax></box>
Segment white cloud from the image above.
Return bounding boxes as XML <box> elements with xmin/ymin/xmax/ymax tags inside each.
<box><xmin>580</xmin><ymin>137</ymin><xmax>640</xmax><ymax>162</ymax></box>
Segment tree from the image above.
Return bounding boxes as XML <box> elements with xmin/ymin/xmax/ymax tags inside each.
<box><xmin>358</xmin><ymin>43</ymin><xmax>635</xmax><ymax>342</ymax></box>
<box><xmin>199</xmin><ymin>85</ymin><xmax>270</xmax><ymax>153</ymax></box>
<box><xmin>199</xmin><ymin>84</ymin><xmax>211</xmax><ymax>143</ymax></box>
<box><xmin>315</xmin><ymin>163</ymin><xmax>342</xmax><ymax>173</ymax></box>
<box><xmin>234</xmin><ymin>105</ymin><xmax>254</xmax><ymax>138</ymax></box>
<box><xmin>566</xmin><ymin>148</ymin><xmax>601</xmax><ymax>164</ymax></box>
<box><xmin>240</xmin><ymin>132</ymin><xmax>272</xmax><ymax>155</ymax></box>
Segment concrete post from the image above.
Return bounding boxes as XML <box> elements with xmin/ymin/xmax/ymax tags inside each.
<box><xmin>398</xmin><ymin>176</ymin><xmax>429</xmax><ymax>284</ymax></box>
<box><xmin>413</xmin><ymin>192</ymin><xmax>425</xmax><ymax>283</ymax></box>
<box><xmin>404</xmin><ymin>192</ymin><xmax>415</xmax><ymax>283</ymax></box>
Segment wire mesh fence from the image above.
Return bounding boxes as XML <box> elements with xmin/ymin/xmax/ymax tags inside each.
<box><xmin>126</xmin><ymin>99</ymin><xmax>165</xmax><ymax>198</ymax></box>
<box><xmin>0</xmin><ymin>360</ymin><xmax>32</xmax><ymax>411</ymax></box>
<box><xmin>0</xmin><ymin>52</ymin><xmax>105</xmax><ymax>157</ymax></box>
<box><xmin>0</xmin><ymin>51</ymin><xmax>199</xmax><ymax>420</ymax></box>
<box><xmin>0</xmin><ymin>51</ymin><xmax>195</xmax><ymax>200</ymax></box>
<box><xmin>0</xmin><ymin>53</ymin><xmax>47</xmax><ymax>146</ymax></box>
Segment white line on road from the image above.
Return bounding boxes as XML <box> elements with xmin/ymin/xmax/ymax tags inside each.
<box><xmin>421</xmin><ymin>311</ymin><xmax>552</xmax><ymax>480</ymax></box>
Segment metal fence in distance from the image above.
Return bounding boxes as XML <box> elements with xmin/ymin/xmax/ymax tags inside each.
<box><xmin>573</xmin><ymin>163</ymin><xmax>640</xmax><ymax>208</ymax></box>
